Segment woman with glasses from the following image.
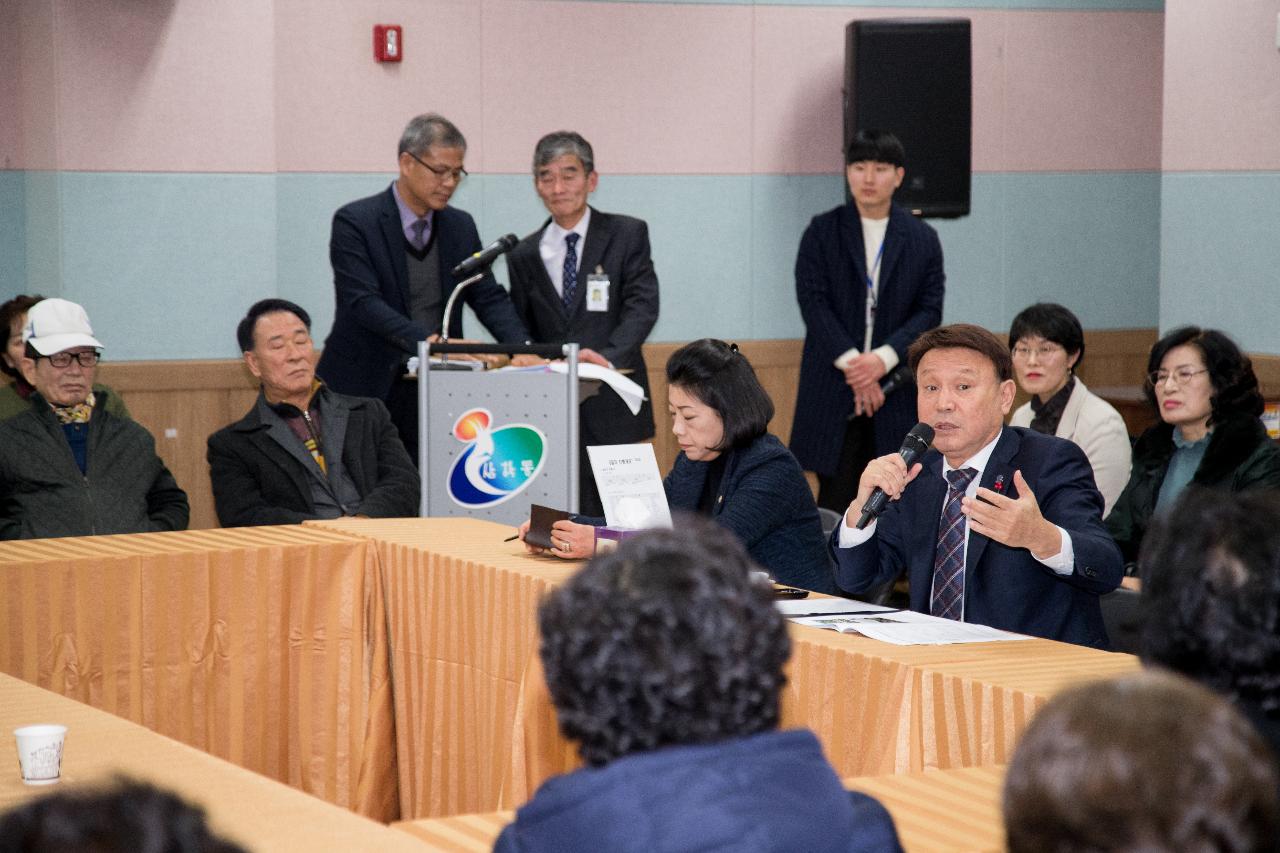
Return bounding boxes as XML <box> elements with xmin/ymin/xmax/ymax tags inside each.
<box><xmin>1007</xmin><ymin>303</ymin><xmax>1131</xmax><ymax>514</ymax></box>
<box><xmin>1106</xmin><ymin>326</ymin><xmax>1280</xmax><ymax>576</ymax></box>
<box><xmin>0</xmin><ymin>294</ymin><xmax>129</xmax><ymax>423</ymax></box>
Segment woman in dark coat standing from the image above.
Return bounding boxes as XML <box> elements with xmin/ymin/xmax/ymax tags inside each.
<box><xmin>521</xmin><ymin>339</ymin><xmax>835</xmax><ymax>593</ymax></box>
<box><xmin>1107</xmin><ymin>326</ymin><xmax>1280</xmax><ymax>574</ymax></box>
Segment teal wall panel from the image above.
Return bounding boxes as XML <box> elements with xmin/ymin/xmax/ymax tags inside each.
<box><xmin>7</xmin><ymin>170</ymin><xmax>1163</xmax><ymax>361</ymax></box>
<box><xmin>22</xmin><ymin>172</ymin><xmax>62</xmax><ymax>301</ymax></box>
<box><xmin>54</xmin><ymin>173</ymin><xmax>276</xmax><ymax>360</ymax></box>
<box><xmin>0</xmin><ymin>172</ymin><xmax>25</xmax><ymax>299</ymax></box>
<box><xmin>1160</xmin><ymin>172</ymin><xmax>1280</xmax><ymax>355</ymax></box>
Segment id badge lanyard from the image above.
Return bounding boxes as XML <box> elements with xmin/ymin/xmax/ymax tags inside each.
<box><xmin>864</xmin><ymin>239</ymin><xmax>885</xmax><ymax>352</ymax></box>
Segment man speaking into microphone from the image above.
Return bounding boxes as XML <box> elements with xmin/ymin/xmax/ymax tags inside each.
<box><xmin>318</xmin><ymin>113</ymin><xmax>529</xmax><ymax>458</ymax></box>
<box><xmin>832</xmin><ymin>324</ymin><xmax>1122</xmax><ymax>648</ymax></box>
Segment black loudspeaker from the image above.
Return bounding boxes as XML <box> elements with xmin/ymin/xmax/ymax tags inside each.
<box><xmin>844</xmin><ymin>18</ymin><xmax>972</xmax><ymax>218</ymax></box>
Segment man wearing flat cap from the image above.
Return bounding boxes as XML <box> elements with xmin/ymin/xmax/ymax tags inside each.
<box><xmin>0</xmin><ymin>298</ymin><xmax>189</xmax><ymax>539</ymax></box>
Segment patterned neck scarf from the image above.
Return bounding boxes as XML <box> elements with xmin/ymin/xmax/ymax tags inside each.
<box><xmin>50</xmin><ymin>391</ymin><xmax>95</xmax><ymax>424</ymax></box>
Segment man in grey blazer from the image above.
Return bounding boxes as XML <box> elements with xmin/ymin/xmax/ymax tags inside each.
<box><xmin>506</xmin><ymin>132</ymin><xmax>660</xmax><ymax>516</ymax></box>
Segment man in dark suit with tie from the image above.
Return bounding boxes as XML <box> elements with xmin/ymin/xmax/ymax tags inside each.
<box><xmin>832</xmin><ymin>324</ymin><xmax>1122</xmax><ymax>648</ymax></box>
<box><xmin>506</xmin><ymin>131</ymin><xmax>660</xmax><ymax>515</ymax></box>
<box><xmin>317</xmin><ymin>113</ymin><xmax>529</xmax><ymax>459</ymax></box>
<box><xmin>792</xmin><ymin>130</ymin><xmax>945</xmax><ymax>514</ymax></box>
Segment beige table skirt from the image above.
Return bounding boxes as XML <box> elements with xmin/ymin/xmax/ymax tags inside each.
<box><xmin>0</xmin><ymin>673</ymin><xmax>426</xmax><ymax>852</ymax></box>
<box><xmin>311</xmin><ymin>517</ymin><xmax>1139</xmax><ymax>820</ymax></box>
<box><xmin>0</xmin><ymin>526</ymin><xmax>398</xmax><ymax>820</ymax></box>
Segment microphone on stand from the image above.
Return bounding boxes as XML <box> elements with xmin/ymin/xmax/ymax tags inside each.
<box><xmin>451</xmin><ymin>234</ymin><xmax>519</xmax><ymax>278</ymax></box>
<box><xmin>854</xmin><ymin>422</ymin><xmax>935</xmax><ymax>529</ymax></box>
<box><xmin>440</xmin><ymin>234</ymin><xmax>520</xmax><ymax>346</ymax></box>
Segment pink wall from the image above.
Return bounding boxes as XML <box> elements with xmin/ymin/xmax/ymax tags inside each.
<box><xmin>5</xmin><ymin>0</ymin><xmax>1163</xmax><ymax>175</ymax></box>
<box><xmin>1162</xmin><ymin>0</ymin><xmax>1280</xmax><ymax>172</ymax></box>
<box><xmin>0</xmin><ymin>2</ymin><xmax>22</xmax><ymax>169</ymax></box>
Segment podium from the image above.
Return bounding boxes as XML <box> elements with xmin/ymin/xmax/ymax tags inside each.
<box><xmin>417</xmin><ymin>341</ymin><xmax>580</xmax><ymax>526</ymax></box>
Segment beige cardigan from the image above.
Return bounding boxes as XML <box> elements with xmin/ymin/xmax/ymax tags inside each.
<box><xmin>1010</xmin><ymin>378</ymin><xmax>1132</xmax><ymax>516</ymax></box>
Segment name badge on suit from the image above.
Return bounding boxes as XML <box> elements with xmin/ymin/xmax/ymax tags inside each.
<box><xmin>586</xmin><ymin>267</ymin><xmax>609</xmax><ymax>312</ymax></box>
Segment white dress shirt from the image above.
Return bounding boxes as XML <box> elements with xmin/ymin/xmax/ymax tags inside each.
<box><xmin>538</xmin><ymin>208</ymin><xmax>592</xmax><ymax>299</ymax></box>
<box><xmin>833</xmin><ymin>215</ymin><xmax>899</xmax><ymax>375</ymax></box>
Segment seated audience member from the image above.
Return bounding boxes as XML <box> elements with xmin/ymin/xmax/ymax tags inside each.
<box><xmin>1107</xmin><ymin>326</ymin><xmax>1280</xmax><ymax>574</ymax></box>
<box><xmin>0</xmin><ymin>299</ymin><xmax>189</xmax><ymax>539</ymax></box>
<box><xmin>520</xmin><ymin>338</ymin><xmax>835</xmax><ymax>593</ymax></box>
<box><xmin>832</xmin><ymin>324</ymin><xmax>1122</xmax><ymax>648</ymax></box>
<box><xmin>1139</xmin><ymin>488</ymin><xmax>1280</xmax><ymax>763</ymax></box>
<box><xmin>1007</xmin><ymin>303</ymin><xmax>1130</xmax><ymax>514</ymax></box>
<box><xmin>1</xmin><ymin>294</ymin><xmax>130</xmax><ymax>422</ymax></box>
<box><xmin>1003</xmin><ymin>671</ymin><xmax>1279</xmax><ymax>853</ymax></box>
<box><xmin>0</xmin><ymin>776</ymin><xmax>247</xmax><ymax>853</ymax></box>
<box><xmin>495</xmin><ymin>522</ymin><xmax>903</xmax><ymax>853</ymax></box>
<box><xmin>207</xmin><ymin>299</ymin><xmax>418</xmax><ymax>527</ymax></box>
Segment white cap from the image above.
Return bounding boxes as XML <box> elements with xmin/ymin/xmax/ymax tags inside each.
<box><xmin>22</xmin><ymin>298</ymin><xmax>104</xmax><ymax>355</ymax></box>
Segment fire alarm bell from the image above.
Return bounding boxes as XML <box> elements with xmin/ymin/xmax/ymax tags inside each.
<box><xmin>374</xmin><ymin>25</ymin><xmax>403</xmax><ymax>62</ymax></box>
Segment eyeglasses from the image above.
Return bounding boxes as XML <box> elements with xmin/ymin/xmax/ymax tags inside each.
<box><xmin>1146</xmin><ymin>367</ymin><xmax>1209</xmax><ymax>387</ymax></box>
<box><xmin>406</xmin><ymin>151</ymin><xmax>467</xmax><ymax>184</ymax></box>
<box><xmin>1011</xmin><ymin>344</ymin><xmax>1064</xmax><ymax>360</ymax></box>
<box><xmin>39</xmin><ymin>350</ymin><xmax>101</xmax><ymax>369</ymax></box>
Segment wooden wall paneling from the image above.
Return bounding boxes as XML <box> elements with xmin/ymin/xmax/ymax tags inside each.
<box><xmin>1250</xmin><ymin>353</ymin><xmax>1280</xmax><ymax>399</ymax></box>
<box><xmin>97</xmin><ymin>360</ymin><xmax>258</xmax><ymax>530</ymax></box>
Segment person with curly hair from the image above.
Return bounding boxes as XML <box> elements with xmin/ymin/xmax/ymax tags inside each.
<box><xmin>1002</xmin><ymin>671</ymin><xmax>1279</xmax><ymax>853</ymax></box>
<box><xmin>0</xmin><ymin>776</ymin><xmax>247</xmax><ymax>853</ymax></box>
<box><xmin>1138</xmin><ymin>488</ymin><xmax>1280</xmax><ymax>765</ymax></box>
<box><xmin>495</xmin><ymin>521</ymin><xmax>902</xmax><ymax>852</ymax></box>
<box><xmin>1106</xmin><ymin>326</ymin><xmax>1280</xmax><ymax>578</ymax></box>
<box><xmin>520</xmin><ymin>338</ymin><xmax>835</xmax><ymax>594</ymax></box>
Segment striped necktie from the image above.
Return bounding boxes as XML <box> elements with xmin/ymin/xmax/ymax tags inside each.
<box><xmin>930</xmin><ymin>467</ymin><xmax>977</xmax><ymax>621</ymax></box>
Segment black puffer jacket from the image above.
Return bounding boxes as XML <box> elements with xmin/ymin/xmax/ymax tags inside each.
<box><xmin>1106</xmin><ymin>414</ymin><xmax>1280</xmax><ymax>565</ymax></box>
<box><xmin>0</xmin><ymin>391</ymin><xmax>189</xmax><ymax>539</ymax></box>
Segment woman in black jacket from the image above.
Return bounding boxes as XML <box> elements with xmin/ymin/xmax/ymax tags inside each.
<box><xmin>519</xmin><ymin>339</ymin><xmax>835</xmax><ymax>593</ymax></box>
<box><xmin>1106</xmin><ymin>326</ymin><xmax>1280</xmax><ymax>572</ymax></box>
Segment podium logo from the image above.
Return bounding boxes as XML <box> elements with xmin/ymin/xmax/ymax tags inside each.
<box><xmin>448</xmin><ymin>408</ymin><xmax>546</xmax><ymax>507</ymax></box>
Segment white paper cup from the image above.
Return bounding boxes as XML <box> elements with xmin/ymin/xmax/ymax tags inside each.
<box><xmin>13</xmin><ymin>724</ymin><xmax>67</xmax><ymax>785</ymax></box>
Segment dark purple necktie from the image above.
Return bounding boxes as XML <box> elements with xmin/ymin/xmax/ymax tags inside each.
<box><xmin>561</xmin><ymin>232</ymin><xmax>580</xmax><ymax>310</ymax></box>
<box><xmin>930</xmin><ymin>467</ymin><xmax>977</xmax><ymax>621</ymax></box>
<box><xmin>411</xmin><ymin>218</ymin><xmax>429</xmax><ymax>251</ymax></box>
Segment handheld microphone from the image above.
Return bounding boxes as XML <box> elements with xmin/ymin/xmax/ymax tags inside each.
<box><xmin>878</xmin><ymin>363</ymin><xmax>914</xmax><ymax>397</ymax></box>
<box><xmin>451</xmin><ymin>233</ymin><xmax>519</xmax><ymax>277</ymax></box>
<box><xmin>845</xmin><ymin>363</ymin><xmax>915</xmax><ymax>422</ymax></box>
<box><xmin>855</xmin><ymin>422</ymin><xmax>935</xmax><ymax>529</ymax></box>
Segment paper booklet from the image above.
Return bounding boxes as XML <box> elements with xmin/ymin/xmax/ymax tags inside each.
<box><xmin>586</xmin><ymin>444</ymin><xmax>673</xmax><ymax>530</ymax></box>
<box><xmin>788</xmin><ymin>609</ymin><xmax>1029</xmax><ymax>646</ymax></box>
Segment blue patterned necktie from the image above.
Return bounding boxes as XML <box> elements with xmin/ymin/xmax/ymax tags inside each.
<box><xmin>930</xmin><ymin>467</ymin><xmax>977</xmax><ymax>621</ymax></box>
<box><xmin>561</xmin><ymin>232</ymin><xmax>580</xmax><ymax>310</ymax></box>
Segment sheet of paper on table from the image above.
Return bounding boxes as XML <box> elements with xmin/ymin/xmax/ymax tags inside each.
<box><xmin>775</xmin><ymin>598</ymin><xmax>898</xmax><ymax>617</ymax></box>
<box><xmin>587</xmin><ymin>444</ymin><xmax>673</xmax><ymax>529</ymax></box>
<box><xmin>788</xmin><ymin>609</ymin><xmax>1030</xmax><ymax>645</ymax></box>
